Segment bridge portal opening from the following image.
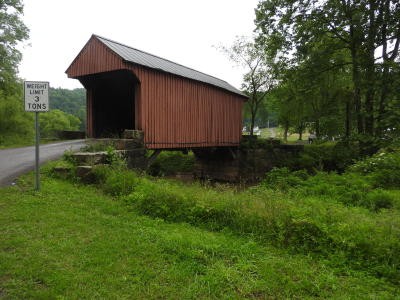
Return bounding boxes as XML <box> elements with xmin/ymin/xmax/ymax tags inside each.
<box><xmin>80</xmin><ymin>70</ymin><xmax>138</xmax><ymax>138</ymax></box>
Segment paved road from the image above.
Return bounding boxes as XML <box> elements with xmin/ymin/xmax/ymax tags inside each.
<box><xmin>0</xmin><ymin>140</ymin><xmax>87</xmax><ymax>187</ymax></box>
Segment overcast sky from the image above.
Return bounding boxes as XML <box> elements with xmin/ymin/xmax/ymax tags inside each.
<box><xmin>18</xmin><ymin>0</ymin><xmax>259</xmax><ymax>90</ymax></box>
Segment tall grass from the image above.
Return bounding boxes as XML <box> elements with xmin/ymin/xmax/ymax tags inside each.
<box><xmin>2</xmin><ymin>176</ymin><xmax>397</xmax><ymax>298</ymax></box>
<box><xmin>52</xmin><ymin>146</ymin><xmax>400</xmax><ymax>284</ymax></box>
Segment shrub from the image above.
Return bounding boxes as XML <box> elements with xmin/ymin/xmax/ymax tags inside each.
<box><xmin>276</xmin><ymin>218</ymin><xmax>333</xmax><ymax>254</ymax></box>
<box><xmin>103</xmin><ymin>168</ymin><xmax>139</xmax><ymax>196</ymax></box>
<box><xmin>349</xmin><ymin>148</ymin><xmax>400</xmax><ymax>188</ymax></box>
<box><xmin>261</xmin><ymin>167</ymin><xmax>308</xmax><ymax>191</ymax></box>
<box><xmin>105</xmin><ymin>146</ymin><xmax>123</xmax><ymax>166</ymax></box>
<box><xmin>262</xmin><ymin>167</ymin><xmax>395</xmax><ymax>212</ymax></box>
<box><xmin>63</xmin><ymin>149</ymin><xmax>77</xmax><ymax>165</ymax></box>
<box><xmin>125</xmin><ymin>179</ymin><xmax>195</xmax><ymax>221</ymax></box>
<box><xmin>294</xmin><ymin>142</ymin><xmax>358</xmax><ymax>172</ymax></box>
<box><xmin>364</xmin><ymin>190</ymin><xmax>394</xmax><ymax>211</ymax></box>
<box><xmin>122</xmin><ymin>178</ymin><xmax>400</xmax><ymax>282</ymax></box>
<box><xmin>91</xmin><ymin>165</ymin><xmax>113</xmax><ymax>184</ymax></box>
<box><xmin>147</xmin><ymin>151</ymin><xmax>194</xmax><ymax>176</ymax></box>
<box><xmin>80</xmin><ymin>141</ymin><xmax>112</xmax><ymax>152</ymax></box>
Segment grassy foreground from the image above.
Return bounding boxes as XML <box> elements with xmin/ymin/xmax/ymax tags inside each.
<box><xmin>0</xmin><ymin>170</ymin><xmax>399</xmax><ymax>299</ymax></box>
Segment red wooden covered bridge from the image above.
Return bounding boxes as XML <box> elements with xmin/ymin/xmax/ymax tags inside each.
<box><xmin>66</xmin><ymin>35</ymin><xmax>247</xmax><ymax>149</ymax></box>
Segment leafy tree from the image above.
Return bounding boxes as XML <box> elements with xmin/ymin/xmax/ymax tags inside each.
<box><xmin>49</xmin><ymin>87</ymin><xmax>86</xmax><ymax>130</ymax></box>
<box><xmin>0</xmin><ymin>0</ymin><xmax>29</xmax><ymax>89</ymax></box>
<box><xmin>0</xmin><ymin>0</ymin><xmax>31</xmax><ymax>146</ymax></box>
<box><xmin>39</xmin><ymin>109</ymin><xmax>81</xmax><ymax>138</ymax></box>
<box><xmin>0</xmin><ymin>80</ymin><xmax>34</xmax><ymax>145</ymax></box>
<box><xmin>255</xmin><ymin>0</ymin><xmax>400</xmax><ymax>147</ymax></box>
<box><xmin>220</xmin><ymin>36</ymin><xmax>275</xmax><ymax>135</ymax></box>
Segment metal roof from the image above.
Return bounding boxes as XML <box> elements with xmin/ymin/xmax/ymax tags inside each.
<box><xmin>94</xmin><ymin>35</ymin><xmax>246</xmax><ymax>97</ymax></box>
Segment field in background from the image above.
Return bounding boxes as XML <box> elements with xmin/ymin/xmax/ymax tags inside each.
<box><xmin>244</xmin><ymin>127</ymin><xmax>311</xmax><ymax>143</ymax></box>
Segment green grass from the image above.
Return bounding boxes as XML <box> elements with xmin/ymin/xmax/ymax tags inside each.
<box><xmin>261</xmin><ymin>127</ymin><xmax>311</xmax><ymax>143</ymax></box>
<box><xmin>1</xmin><ymin>171</ymin><xmax>399</xmax><ymax>298</ymax></box>
<box><xmin>0</xmin><ymin>137</ymin><xmax>68</xmax><ymax>149</ymax></box>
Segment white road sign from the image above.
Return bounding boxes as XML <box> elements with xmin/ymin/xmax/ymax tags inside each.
<box><xmin>24</xmin><ymin>81</ymin><xmax>49</xmax><ymax>112</ymax></box>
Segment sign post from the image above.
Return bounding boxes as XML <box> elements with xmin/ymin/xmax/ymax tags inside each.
<box><xmin>24</xmin><ymin>81</ymin><xmax>49</xmax><ymax>191</ymax></box>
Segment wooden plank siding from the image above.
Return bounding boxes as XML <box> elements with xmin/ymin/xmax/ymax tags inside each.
<box><xmin>66</xmin><ymin>36</ymin><xmax>246</xmax><ymax>149</ymax></box>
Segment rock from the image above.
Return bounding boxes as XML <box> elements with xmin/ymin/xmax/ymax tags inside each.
<box><xmin>73</xmin><ymin>152</ymin><xmax>107</xmax><ymax>165</ymax></box>
<box><xmin>52</xmin><ymin>166</ymin><xmax>72</xmax><ymax>179</ymax></box>
<box><xmin>114</xmin><ymin>139</ymin><xmax>144</xmax><ymax>150</ymax></box>
<box><xmin>76</xmin><ymin>166</ymin><xmax>96</xmax><ymax>183</ymax></box>
<box><xmin>122</xmin><ymin>130</ymin><xmax>144</xmax><ymax>140</ymax></box>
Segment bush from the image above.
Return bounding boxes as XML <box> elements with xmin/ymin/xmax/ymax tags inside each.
<box><xmin>122</xmin><ymin>178</ymin><xmax>400</xmax><ymax>282</ymax></box>
<box><xmin>349</xmin><ymin>148</ymin><xmax>400</xmax><ymax>188</ymax></box>
<box><xmin>125</xmin><ymin>179</ymin><xmax>197</xmax><ymax>221</ymax></box>
<box><xmin>261</xmin><ymin>167</ymin><xmax>308</xmax><ymax>191</ymax></box>
<box><xmin>91</xmin><ymin>165</ymin><xmax>113</xmax><ymax>184</ymax></box>
<box><xmin>263</xmin><ymin>160</ymin><xmax>397</xmax><ymax>211</ymax></box>
<box><xmin>293</xmin><ymin>142</ymin><xmax>358</xmax><ymax>172</ymax></box>
<box><xmin>103</xmin><ymin>168</ymin><xmax>139</xmax><ymax>196</ymax></box>
<box><xmin>364</xmin><ymin>190</ymin><xmax>394</xmax><ymax>211</ymax></box>
<box><xmin>147</xmin><ymin>151</ymin><xmax>194</xmax><ymax>176</ymax></box>
<box><xmin>276</xmin><ymin>218</ymin><xmax>333</xmax><ymax>253</ymax></box>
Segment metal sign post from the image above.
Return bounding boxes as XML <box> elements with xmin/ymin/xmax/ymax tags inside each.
<box><xmin>35</xmin><ymin>112</ymin><xmax>40</xmax><ymax>190</ymax></box>
<box><xmin>24</xmin><ymin>81</ymin><xmax>49</xmax><ymax>191</ymax></box>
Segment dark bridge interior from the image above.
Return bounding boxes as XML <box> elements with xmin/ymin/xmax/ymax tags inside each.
<box><xmin>81</xmin><ymin>70</ymin><xmax>137</xmax><ymax>138</ymax></box>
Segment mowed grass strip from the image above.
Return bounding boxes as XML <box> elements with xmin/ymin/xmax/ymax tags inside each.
<box><xmin>0</xmin><ymin>177</ymin><xmax>398</xmax><ymax>299</ymax></box>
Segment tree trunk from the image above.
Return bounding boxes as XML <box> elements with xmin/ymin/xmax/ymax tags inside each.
<box><xmin>349</xmin><ymin>22</ymin><xmax>364</xmax><ymax>136</ymax></box>
<box><xmin>352</xmin><ymin>55</ymin><xmax>363</xmax><ymax>136</ymax></box>
<box><xmin>345</xmin><ymin>96</ymin><xmax>351</xmax><ymax>140</ymax></box>
<box><xmin>364</xmin><ymin>0</ymin><xmax>378</xmax><ymax>137</ymax></box>
<box><xmin>283</xmin><ymin>121</ymin><xmax>289</xmax><ymax>142</ymax></box>
<box><xmin>364</xmin><ymin>75</ymin><xmax>375</xmax><ymax>136</ymax></box>
<box><xmin>377</xmin><ymin>64</ymin><xmax>389</xmax><ymax>133</ymax></box>
<box><xmin>249</xmin><ymin>92</ymin><xmax>260</xmax><ymax>136</ymax></box>
<box><xmin>298</xmin><ymin>122</ymin><xmax>304</xmax><ymax>140</ymax></box>
<box><xmin>250</xmin><ymin>112</ymin><xmax>256</xmax><ymax>136</ymax></box>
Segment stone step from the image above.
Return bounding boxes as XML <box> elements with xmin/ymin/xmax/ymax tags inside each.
<box><xmin>72</xmin><ymin>149</ymin><xmax>147</xmax><ymax>170</ymax></box>
<box><xmin>72</xmin><ymin>151</ymin><xmax>107</xmax><ymax>166</ymax></box>
<box><xmin>122</xmin><ymin>130</ymin><xmax>144</xmax><ymax>140</ymax></box>
<box><xmin>86</xmin><ymin>138</ymin><xmax>144</xmax><ymax>150</ymax></box>
<box><xmin>73</xmin><ymin>152</ymin><xmax>107</xmax><ymax>165</ymax></box>
<box><xmin>76</xmin><ymin>165</ymin><xmax>96</xmax><ymax>183</ymax></box>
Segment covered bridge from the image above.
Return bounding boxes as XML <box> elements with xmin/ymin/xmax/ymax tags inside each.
<box><xmin>66</xmin><ymin>35</ymin><xmax>247</xmax><ymax>149</ymax></box>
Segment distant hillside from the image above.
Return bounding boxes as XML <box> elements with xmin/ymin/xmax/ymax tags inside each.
<box><xmin>49</xmin><ymin>88</ymin><xmax>86</xmax><ymax>131</ymax></box>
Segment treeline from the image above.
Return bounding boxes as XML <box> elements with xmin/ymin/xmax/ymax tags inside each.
<box><xmin>0</xmin><ymin>1</ymin><xmax>87</xmax><ymax>147</ymax></box>
<box><xmin>0</xmin><ymin>85</ymin><xmax>86</xmax><ymax>146</ymax></box>
<box><xmin>237</xmin><ymin>0</ymin><xmax>400</xmax><ymax>151</ymax></box>
<box><xmin>49</xmin><ymin>87</ymin><xmax>86</xmax><ymax>131</ymax></box>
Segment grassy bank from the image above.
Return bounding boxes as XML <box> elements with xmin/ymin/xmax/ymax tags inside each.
<box><xmin>0</xmin><ymin>137</ymin><xmax>68</xmax><ymax>149</ymax></box>
<box><xmin>1</xmin><ymin>157</ymin><xmax>399</xmax><ymax>298</ymax></box>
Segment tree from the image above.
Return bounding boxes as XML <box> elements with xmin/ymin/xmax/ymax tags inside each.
<box><xmin>39</xmin><ymin>109</ymin><xmax>81</xmax><ymax>138</ymax></box>
<box><xmin>220</xmin><ymin>36</ymin><xmax>275</xmax><ymax>135</ymax></box>
<box><xmin>49</xmin><ymin>87</ymin><xmax>86</xmax><ymax>130</ymax></box>
<box><xmin>255</xmin><ymin>0</ymin><xmax>400</xmax><ymax>147</ymax></box>
<box><xmin>0</xmin><ymin>0</ymin><xmax>31</xmax><ymax>146</ymax></box>
<box><xmin>0</xmin><ymin>0</ymin><xmax>29</xmax><ymax>89</ymax></box>
<box><xmin>0</xmin><ymin>80</ymin><xmax>34</xmax><ymax>145</ymax></box>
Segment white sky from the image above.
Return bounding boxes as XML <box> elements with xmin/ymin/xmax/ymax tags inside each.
<box><xmin>18</xmin><ymin>0</ymin><xmax>259</xmax><ymax>90</ymax></box>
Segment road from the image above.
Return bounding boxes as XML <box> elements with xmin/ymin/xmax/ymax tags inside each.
<box><xmin>0</xmin><ymin>140</ymin><xmax>87</xmax><ymax>187</ymax></box>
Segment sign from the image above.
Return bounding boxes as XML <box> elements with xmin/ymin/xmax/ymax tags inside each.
<box><xmin>24</xmin><ymin>81</ymin><xmax>49</xmax><ymax>112</ymax></box>
<box><xmin>24</xmin><ymin>81</ymin><xmax>50</xmax><ymax>191</ymax></box>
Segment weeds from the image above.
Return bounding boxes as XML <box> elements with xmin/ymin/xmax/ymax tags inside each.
<box><xmin>48</xmin><ymin>144</ymin><xmax>400</xmax><ymax>284</ymax></box>
<box><xmin>2</xmin><ymin>177</ymin><xmax>397</xmax><ymax>298</ymax></box>
<box><xmin>147</xmin><ymin>151</ymin><xmax>195</xmax><ymax>176</ymax></box>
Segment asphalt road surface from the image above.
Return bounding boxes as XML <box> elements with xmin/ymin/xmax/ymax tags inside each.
<box><xmin>0</xmin><ymin>140</ymin><xmax>87</xmax><ymax>187</ymax></box>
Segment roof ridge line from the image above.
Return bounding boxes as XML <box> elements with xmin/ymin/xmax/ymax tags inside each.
<box><xmin>93</xmin><ymin>34</ymin><xmax>233</xmax><ymax>85</ymax></box>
